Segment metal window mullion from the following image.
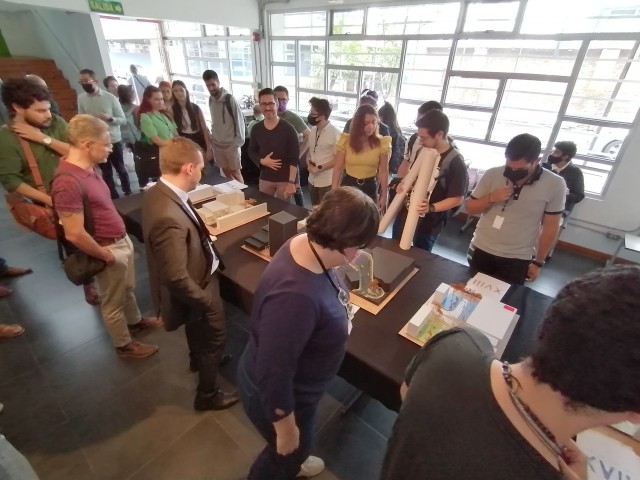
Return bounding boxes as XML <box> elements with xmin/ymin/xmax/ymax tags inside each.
<box><xmin>544</xmin><ymin>40</ymin><xmax>590</xmax><ymax>153</ymax></box>
<box><xmin>456</xmin><ymin>0</ymin><xmax>468</xmax><ymax>35</ymax></box>
<box><xmin>441</xmin><ymin>37</ymin><xmax>458</xmax><ymax>105</ymax></box>
<box><xmin>450</xmin><ymin>70</ymin><xmax>570</xmax><ymax>82</ymax></box>
<box><xmin>485</xmin><ymin>78</ymin><xmax>507</xmax><ymax>142</ymax></box>
<box><xmin>362</xmin><ymin>5</ymin><xmax>369</xmax><ymax>36</ymax></box>
<box><xmin>324</xmin><ymin>39</ymin><xmax>330</xmax><ymax>91</ymax></box>
<box><xmin>444</xmin><ymin>103</ymin><xmax>495</xmax><ymax>113</ymax></box>
<box><xmin>357</xmin><ymin>70</ymin><xmax>363</xmax><ymax>97</ymax></box>
<box><xmin>295</xmin><ymin>39</ymin><xmax>300</xmax><ymax>106</ymax></box>
<box><xmin>562</xmin><ymin>115</ymin><xmax>632</xmax><ymax>129</ymax></box>
<box><xmin>512</xmin><ymin>0</ymin><xmax>527</xmax><ymax>34</ymax></box>
<box><xmin>224</xmin><ymin>39</ymin><xmax>232</xmax><ymax>82</ymax></box>
<box><xmin>326</xmin><ymin>64</ymin><xmax>399</xmax><ymax>73</ymax></box>
<box><xmin>599</xmin><ymin>40</ymin><xmax>640</xmax><ymax>121</ymax></box>
<box><xmin>395</xmin><ymin>39</ymin><xmax>408</xmax><ymax>108</ymax></box>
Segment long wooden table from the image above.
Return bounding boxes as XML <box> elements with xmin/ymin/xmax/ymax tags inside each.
<box><xmin>115</xmin><ymin>176</ymin><xmax>553</xmax><ymax>411</ymax></box>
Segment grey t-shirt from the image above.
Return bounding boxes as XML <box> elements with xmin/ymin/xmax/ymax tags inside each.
<box><xmin>380</xmin><ymin>328</ymin><xmax>562</xmax><ymax>480</ymax></box>
<box><xmin>470</xmin><ymin>166</ymin><xmax>566</xmax><ymax>260</ymax></box>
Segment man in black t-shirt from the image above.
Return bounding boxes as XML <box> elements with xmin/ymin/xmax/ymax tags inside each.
<box><xmin>381</xmin><ymin>266</ymin><xmax>640</xmax><ymax>480</ymax></box>
<box><xmin>392</xmin><ymin>110</ymin><xmax>468</xmax><ymax>251</ymax></box>
<box><xmin>248</xmin><ymin>88</ymin><xmax>300</xmax><ymax>200</ymax></box>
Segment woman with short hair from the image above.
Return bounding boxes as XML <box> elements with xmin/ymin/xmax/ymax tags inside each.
<box><xmin>237</xmin><ymin>187</ymin><xmax>380</xmax><ymax>480</ymax></box>
<box><xmin>171</xmin><ymin>80</ymin><xmax>213</xmax><ymax>161</ymax></box>
<box><xmin>158</xmin><ymin>80</ymin><xmax>174</xmax><ymax>118</ymax></box>
<box><xmin>103</xmin><ymin>76</ymin><xmax>118</xmax><ymax>96</ymax></box>
<box><xmin>332</xmin><ymin>104</ymin><xmax>391</xmax><ymax>210</ymax></box>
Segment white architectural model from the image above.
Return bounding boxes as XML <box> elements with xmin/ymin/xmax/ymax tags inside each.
<box><xmin>199</xmin><ymin>191</ymin><xmax>268</xmax><ymax>231</ymax></box>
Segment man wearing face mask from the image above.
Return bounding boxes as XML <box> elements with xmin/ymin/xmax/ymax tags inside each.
<box><xmin>464</xmin><ymin>134</ymin><xmax>566</xmax><ymax>285</ymax></box>
<box><xmin>543</xmin><ymin>141</ymin><xmax>584</xmax><ymax>215</ymax></box>
<box><xmin>306</xmin><ymin>97</ymin><xmax>341</xmax><ymax>206</ymax></box>
<box><xmin>77</xmin><ymin>68</ymin><xmax>131</xmax><ymax>199</ymax></box>
<box><xmin>273</xmin><ymin>86</ymin><xmax>310</xmax><ymax>207</ymax></box>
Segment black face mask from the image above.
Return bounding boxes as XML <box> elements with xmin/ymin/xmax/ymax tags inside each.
<box><xmin>81</xmin><ymin>83</ymin><xmax>95</xmax><ymax>94</ymax></box>
<box><xmin>547</xmin><ymin>154</ymin><xmax>563</xmax><ymax>165</ymax></box>
<box><xmin>308</xmin><ymin>115</ymin><xmax>319</xmax><ymax>126</ymax></box>
<box><xmin>503</xmin><ymin>166</ymin><xmax>531</xmax><ymax>183</ymax></box>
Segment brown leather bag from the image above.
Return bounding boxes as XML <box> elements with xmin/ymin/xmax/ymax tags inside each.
<box><xmin>4</xmin><ymin>137</ymin><xmax>57</xmax><ymax>240</ymax></box>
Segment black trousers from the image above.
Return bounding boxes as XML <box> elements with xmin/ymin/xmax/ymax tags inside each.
<box><xmin>341</xmin><ymin>174</ymin><xmax>378</xmax><ymax>201</ymax></box>
<box><xmin>184</xmin><ymin>273</ymin><xmax>227</xmax><ymax>395</ymax></box>
<box><xmin>467</xmin><ymin>244</ymin><xmax>531</xmax><ymax>285</ymax></box>
<box><xmin>98</xmin><ymin>141</ymin><xmax>131</xmax><ymax>198</ymax></box>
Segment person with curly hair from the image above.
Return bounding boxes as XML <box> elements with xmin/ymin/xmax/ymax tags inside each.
<box><xmin>381</xmin><ymin>265</ymin><xmax>640</xmax><ymax>480</ymax></box>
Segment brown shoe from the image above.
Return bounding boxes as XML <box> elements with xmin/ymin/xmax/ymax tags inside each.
<box><xmin>0</xmin><ymin>323</ymin><xmax>25</xmax><ymax>338</ymax></box>
<box><xmin>83</xmin><ymin>281</ymin><xmax>101</xmax><ymax>306</ymax></box>
<box><xmin>0</xmin><ymin>286</ymin><xmax>12</xmax><ymax>298</ymax></box>
<box><xmin>116</xmin><ymin>340</ymin><xmax>158</xmax><ymax>359</ymax></box>
<box><xmin>1</xmin><ymin>267</ymin><xmax>32</xmax><ymax>278</ymax></box>
<box><xmin>128</xmin><ymin>317</ymin><xmax>164</xmax><ymax>333</ymax></box>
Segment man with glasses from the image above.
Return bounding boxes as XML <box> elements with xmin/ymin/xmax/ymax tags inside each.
<box><xmin>51</xmin><ymin>114</ymin><xmax>162</xmax><ymax>359</ymax></box>
<box><xmin>249</xmin><ymin>88</ymin><xmax>300</xmax><ymax>200</ymax></box>
<box><xmin>77</xmin><ymin>68</ymin><xmax>131</xmax><ymax>199</ymax></box>
<box><xmin>273</xmin><ymin>85</ymin><xmax>309</xmax><ymax>206</ymax></box>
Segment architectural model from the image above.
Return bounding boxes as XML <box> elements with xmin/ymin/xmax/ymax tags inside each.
<box><xmin>198</xmin><ymin>191</ymin><xmax>267</xmax><ymax>231</ymax></box>
<box><xmin>338</xmin><ymin>247</ymin><xmax>415</xmax><ymax>305</ymax></box>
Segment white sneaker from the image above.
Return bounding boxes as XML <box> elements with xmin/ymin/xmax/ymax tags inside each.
<box><xmin>297</xmin><ymin>456</ymin><xmax>325</xmax><ymax>477</ymax></box>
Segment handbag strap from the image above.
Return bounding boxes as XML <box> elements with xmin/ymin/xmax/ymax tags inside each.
<box><xmin>17</xmin><ymin>137</ymin><xmax>47</xmax><ymax>193</ymax></box>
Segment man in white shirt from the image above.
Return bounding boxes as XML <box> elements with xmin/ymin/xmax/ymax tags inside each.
<box><xmin>127</xmin><ymin>64</ymin><xmax>151</xmax><ymax>104</ymax></box>
<box><xmin>306</xmin><ymin>97</ymin><xmax>341</xmax><ymax>206</ymax></box>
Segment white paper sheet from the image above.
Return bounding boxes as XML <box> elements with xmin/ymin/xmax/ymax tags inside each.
<box><xmin>577</xmin><ymin>430</ymin><xmax>640</xmax><ymax>480</ymax></box>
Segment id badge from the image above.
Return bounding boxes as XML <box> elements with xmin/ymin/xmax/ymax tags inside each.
<box><xmin>492</xmin><ymin>215</ymin><xmax>505</xmax><ymax>230</ymax></box>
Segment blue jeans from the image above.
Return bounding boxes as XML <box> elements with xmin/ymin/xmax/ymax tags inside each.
<box><xmin>392</xmin><ymin>211</ymin><xmax>441</xmax><ymax>253</ymax></box>
<box><xmin>237</xmin><ymin>349</ymin><xmax>316</xmax><ymax>480</ymax></box>
<box><xmin>0</xmin><ymin>435</ymin><xmax>40</xmax><ymax>479</ymax></box>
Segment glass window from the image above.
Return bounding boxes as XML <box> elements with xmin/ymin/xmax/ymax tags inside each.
<box><xmin>271</xmin><ymin>41</ymin><xmax>296</xmax><ymax>63</ymax></box>
<box><xmin>185</xmin><ymin>39</ymin><xmax>202</xmax><ymax>57</ymax></box>
<box><xmin>229</xmin><ymin>40</ymin><xmax>253</xmax><ymax>82</ymax></box>
<box><xmin>232</xmin><ymin>83</ymin><xmax>255</xmax><ymax>102</ymax></box>
<box><xmin>163</xmin><ymin>21</ymin><xmax>202</xmax><ymax>37</ymax></box>
<box><xmin>522</xmin><ymin>0</ymin><xmax>640</xmax><ymax>34</ymax></box>
<box><xmin>556</xmin><ymin>121</ymin><xmax>629</xmax><ymax>162</ymax></box>
<box><xmin>454</xmin><ymin>139</ymin><xmax>507</xmax><ymax>171</ymax></box>
<box><xmin>332</xmin><ymin>10</ymin><xmax>364</xmax><ymax>35</ymax></box>
<box><xmin>570</xmin><ymin>160</ymin><xmax>612</xmax><ymax>195</ymax></box>
<box><xmin>567</xmin><ymin>41</ymin><xmax>638</xmax><ymax>122</ymax></box>
<box><xmin>327</xmin><ymin>94</ymin><xmax>358</xmax><ymax>120</ymax></box>
<box><xmin>166</xmin><ymin>40</ymin><xmax>188</xmax><ymax>76</ymax></box>
<box><xmin>362</xmin><ymin>71</ymin><xmax>399</xmax><ymax>104</ymax></box>
<box><xmin>101</xmin><ymin>17</ymin><xmax>159</xmax><ymax>40</ymax></box>
<box><xmin>366</xmin><ymin>3</ymin><xmax>460</xmax><ymax>35</ymax></box>
<box><xmin>328</xmin><ymin>69</ymin><xmax>359</xmax><ymax>94</ymax></box>
<box><xmin>201</xmin><ymin>40</ymin><xmax>227</xmax><ymax>59</ymax></box>
<box><xmin>492</xmin><ymin>80</ymin><xmax>566</xmax><ymax>144</ymax></box>
<box><xmin>273</xmin><ymin>66</ymin><xmax>297</xmax><ymax>109</ymax></box>
<box><xmin>464</xmin><ymin>2</ymin><xmax>520</xmax><ymax>32</ymax></box>
<box><xmin>401</xmin><ymin>40</ymin><xmax>451</xmax><ymax>101</ymax></box>
<box><xmin>397</xmin><ymin>102</ymin><xmax>422</xmax><ymax>130</ymax></box>
<box><xmin>446</xmin><ymin>77</ymin><xmax>499</xmax><ymax>108</ymax></box>
<box><xmin>445</xmin><ymin>108</ymin><xmax>493</xmax><ymax>141</ymax></box>
<box><xmin>229</xmin><ymin>27</ymin><xmax>251</xmax><ymax>36</ymax></box>
<box><xmin>271</xmin><ymin>12</ymin><xmax>327</xmax><ymax>37</ymax></box>
<box><xmin>188</xmin><ymin>59</ymin><xmax>228</xmax><ymax>83</ymax></box>
<box><xmin>299</xmin><ymin>41</ymin><xmax>326</xmax><ymax>90</ymax></box>
<box><xmin>204</xmin><ymin>24</ymin><xmax>226</xmax><ymax>36</ymax></box>
<box><xmin>329</xmin><ymin>40</ymin><xmax>402</xmax><ymax>68</ymax></box>
<box><xmin>453</xmin><ymin>40</ymin><xmax>580</xmax><ymax>76</ymax></box>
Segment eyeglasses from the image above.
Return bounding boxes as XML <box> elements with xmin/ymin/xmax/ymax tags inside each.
<box><xmin>260</xmin><ymin>102</ymin><xmax>276</xmax><ymax>108</ymax></box>
<box><xmin>337</xmin><ymin>287</ymin><xmax>355</xmax><ymax>321</ymax></box>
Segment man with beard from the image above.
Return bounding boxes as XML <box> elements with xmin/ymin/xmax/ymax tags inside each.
<box><xmin>78</xmin><ymin>68</ymin><xmax>131</xmax><ymax>198</ymax></box>
<box><xmin>0</xmin><ymin>78</ymin><xmax>101</xmax><ymax>305</ymax></box>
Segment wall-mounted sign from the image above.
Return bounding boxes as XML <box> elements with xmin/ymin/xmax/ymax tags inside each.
<box><xmin>88</xmin><ymin>1</ymin><xmax>125</xmax><ymax>15</ymax></box>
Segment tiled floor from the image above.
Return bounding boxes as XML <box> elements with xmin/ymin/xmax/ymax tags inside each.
<box><xmin>0</xmin><ymin>184</ymin><xmax>605</xmax><ymax>480</ymax></box>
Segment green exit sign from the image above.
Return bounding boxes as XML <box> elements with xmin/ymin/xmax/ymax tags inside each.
<box><xmin>88</xmin><ymin>0</ymin><xmax>125</xmax><ymax>15</ymax></box>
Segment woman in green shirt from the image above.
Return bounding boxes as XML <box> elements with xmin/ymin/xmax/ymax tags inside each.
<box><xmin>136</xmin><ymin>86</ymin><xmax>177</xmax><ymax>189</ymax></box>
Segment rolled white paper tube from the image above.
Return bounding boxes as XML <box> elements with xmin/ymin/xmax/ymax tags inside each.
<box><xmin>377</xmin><ymin>157</ymin><xmax>422</xmax><ymax>234</ymax></box>
<box><xmin>399</xmin><ymin>148</ymin><xmax>440</xmax><ymax>250</ymax></box>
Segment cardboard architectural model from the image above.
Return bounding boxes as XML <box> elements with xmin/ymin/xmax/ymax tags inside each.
<box><xmin>198</xmin><ymin>191</ymin><xmax>267</xmax><ymax>231</ymax></box>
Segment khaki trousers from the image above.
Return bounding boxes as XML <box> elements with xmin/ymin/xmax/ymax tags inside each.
<box><xmin>94</xmin><ymin>236</ymin><xmax>141</xmax><ymax>347</ymax></box>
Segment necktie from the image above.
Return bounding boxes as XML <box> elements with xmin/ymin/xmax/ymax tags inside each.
<box><xmin>186</xmin><ymin>199</ymin><xmax>215</xmax><ymax>270</ymax></box>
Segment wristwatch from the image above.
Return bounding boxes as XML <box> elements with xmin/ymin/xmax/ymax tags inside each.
<box><xmin>42</xmin><ymin>136</ymin><xmax>52</xmax><ymax>146</ymax></box>
<box><xmin>531</xmin><ymin>260</ymin><xmax>545</xmax><ymax>268</ymax></box>
<box><xmin>317</xmin><ymin>164</ymin><xmax>323</xmax><ymax>170</ymax></box>
<box><xmin>288</xmin><ymin>179</ymin><xmax>296</xmax><ymax>184</ymax></box>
